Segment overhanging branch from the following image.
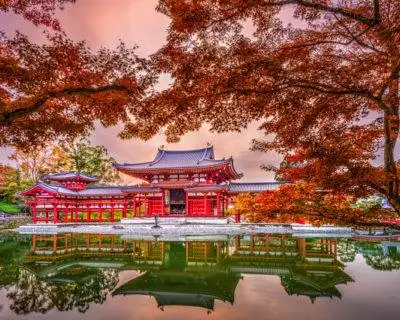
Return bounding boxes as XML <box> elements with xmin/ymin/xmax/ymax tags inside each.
<box><xmin>0</xmin><ymin>84</ymin><xmax>134</xmax><ymax>125</ymax></box>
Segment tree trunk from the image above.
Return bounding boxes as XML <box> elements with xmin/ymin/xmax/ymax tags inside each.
<box><xmin>383</xmin><ymin>78</ymin><xmax>400</xmax><ymax>214</ymax></box>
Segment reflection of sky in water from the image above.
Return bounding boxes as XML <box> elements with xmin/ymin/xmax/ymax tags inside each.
<box><xmin>0</xmin><ymin>235</ymin><xmax>399</xmax><ymax>320</ymax></box>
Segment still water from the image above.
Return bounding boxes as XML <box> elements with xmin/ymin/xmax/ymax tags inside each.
<box><xmin>0</xmin><ymin>232</ymin><xmax>399</xmax><ymax>320</ymax></box>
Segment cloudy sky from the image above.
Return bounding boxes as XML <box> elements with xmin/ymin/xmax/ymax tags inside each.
<box><xmin>0</xmin><ymin>0</ymin><xmax>284</xmax><ymax>182</ymax></box>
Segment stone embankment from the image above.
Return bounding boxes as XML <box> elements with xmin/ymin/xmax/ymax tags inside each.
<box><xmin>17</xmin><ymin>217</ymin><xmax>352</xmax><ymax>238</ymax></box>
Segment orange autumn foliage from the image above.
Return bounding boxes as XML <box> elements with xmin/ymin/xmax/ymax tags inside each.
<box><xmin>1</xmin><ymin>1</ymin><xmax>152</xmax><ymax>148</ymax></box>
<box><xmin>233</xmin><ymin>183</ymin><xmax>396</xmax><ymax>225</ymax></box>
<box><xmin>151</xmin><ymin>0</ymin><xmax>400</xmax><ymax>214</ymax></box>
<box><xmin>1</xmin><ymin>1</ymin><xmax>399</xmax><ymax>215</ymax></box>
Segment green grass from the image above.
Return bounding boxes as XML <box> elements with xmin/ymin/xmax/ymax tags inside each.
<box><xmin>0</xmin><ymin>200</ymin><xmax>21</xmax><ymax>214</ymax></box>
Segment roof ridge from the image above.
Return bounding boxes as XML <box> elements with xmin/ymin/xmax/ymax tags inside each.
<box><xmin>231</xmin><ymin>181</ymin><xmax>284</xmax><ymax>184</ymax></box>
<box><xmin>156</xmin><ymin>146</ymin><xmax>213</xmax><ymax>153</ymax></box>
<box><xmin>198</xmin><ymin>147</ymin><xmax>210</xmax><ymax>163</ymax></box>
<box><xmin>150</xmin><ymin>149</ymin><xmax>165</xmax><ymax>166</ymax></box>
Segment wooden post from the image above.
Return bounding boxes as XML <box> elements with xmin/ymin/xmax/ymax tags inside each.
<box><xmin>235</xmin><ymin>213</ymin><xmax>241</xmax><ymax>223</ymax></box>
<box><xmin>216</xmin><ymin>193</ymin><xmax>221</xmax><ymax>217</ymax></box>
<box><xmin>99</xmin><ymin>205</ymin><xmax>103</xmax><ymax>223</ymax></box>
<box><xmin>53</xmin><ymin>235</ymin><xmax>57</xmax><ymax>254</ymax></box>
<box><xmin>203</xmin><ymin>193</ymin><xmax>207</xmax><ymax>216</ymax></box>
<box><xmin>32</xmin><ymin>235</ymin><xmax>36</xmax><ymax>250</ymax></box>
<box><xmin>123</xmin><ymin>202</ymin><xmax>127</xmax><ymax>219</ymax></box>
<box><xmin>146</xmin><ymin>194</ymin><xmax>151</xmax><ymax>217</ymax></box>
<box><xmin>111</xmin><ymin>204</ymin><xmax>115</xmax><ymax>222</ymax></box>
<box><xmin>53</xmin><ymin>203</ymin><xmax>58</xmax><ymax>224</ymax></box>
<box><xmin>235</xmin><ymin>236</ymin><xmax>240</xmax><ymax>253</ymax></box>
<box><xmin>87</xmin><ymin>205</ymin><xmax>91</xmax><ymax>223</ymax></box>
<box><xmin>32</xmin><ymin>201</ymin><xmax>37</xmax><ymax>224</ymax></box>
<box><xmin>161</xmin><ymin>191</ymin><xmax>164</xmax><ymax>216</ymax></box>
<box><xmin>64</xmin><ymin>206</ymin><xmax>69</xmax><ymax>222</ymax></box>
<box><xmin>185</xmin><ymin>191</ymin><xmax>189</xmax><ymax>216</ymax></box>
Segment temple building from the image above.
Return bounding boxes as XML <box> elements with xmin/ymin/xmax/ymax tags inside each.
<box><xmin>21</xmin><ymin>146</ymin><xmax>285</xmax><ymax>223</ymax></box>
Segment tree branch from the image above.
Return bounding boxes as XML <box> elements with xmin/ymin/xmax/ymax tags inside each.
<box><xmin>259</xmin><ymin>0</ymin><xmax>378</xmax><ymax>27</ymax></box>
<box><xmin>0</xmin><ymin>84</ymin><xmax>134</xmax><ymax>125</ymax></box>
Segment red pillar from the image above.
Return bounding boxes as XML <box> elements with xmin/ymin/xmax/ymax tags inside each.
<box><xmin>204</xmin><ymin>193</ymin><xmax>207</xmax><ymax>216</ymax></box>
<box><xmin>53</xmin><ymin>204</ymin><xmax>58</xmax><ymax>224</ymax></box>
<box><xmin>99</xmin><ymin>205</ymin><xmax>103</xmax><ymax>223</ymax></box>
<box><xmin>185</xmin><ymin>191</ymin><xmax>189</xmax><ymax>216</ymax></box>
<box><xmin>64</xmin><ymin>206</ymin><xmax>69</xmax><ymax>222</ymax></box>
<box><xmin>45</xmin><ymin>209</ymin><xmax>49</xmax><ymax>223</ymax></box>
<box><xmin>75</xmin><ymin>207</ymin><xmax>79</xmax><ymax>222</ymax></box>
<box><xmin>111</xmin><ymin>204</ymin><xmax>115</xmax><ymax>222</ymax></box>
<box><xmin>161</xmin><ymin>191</ymin><xmax>165</xmax><ymax>216</ymax></box>
<box><xmin>216</xmin><ymin>193</ymin><xmax>221</xmax><ymax>217</ymax></box>
<box><xmin>133</xmin><ymin>199</ymin><xmax>137</xmax><ymax>217</ymax></box>
<box><xmin>32</xmin><ymin>201</ymin><xmax>37</xmax><ymax>224</ymax></box>
<box><xmin>123</xmin><ymin>202</ymin><xmax>127</xmax><ymax>219</ymax></box>
<box><xmin>235</xmin><ymin>213</ymin><xmax>241</xmax><ymax>223</ymax></box>
<box><xmin>146</xmin><ymin>195</ymin><xmax>151</xmax><ymax>217</ymax></box>
<box><xmin>87</xmin><ymin>205</ymin><xmax>91</xmax><ymax>223</ymax></box>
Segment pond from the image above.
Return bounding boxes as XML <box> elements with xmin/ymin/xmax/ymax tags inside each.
<box><xmin>0</xmin><ymin>232</ymin><xmax>399</xmax><ymax>320</ymax></box>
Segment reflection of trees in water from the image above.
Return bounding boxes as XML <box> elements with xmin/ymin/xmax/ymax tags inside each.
<box><xmin>7</xmin><ymin>270</ymin><xmax>55</xmax><ymax>314</ymax></box>
<box><xmin>0</xmin><ymin>234</ymin><xmax>31</xmax><ymax>289</ymax></box>
<box><xmin>364</xmin><ymin>255</ymin><xmax>400</xmax><ymax>271</ymax></box>
<box><xmin>53</xmin><ymin>269</ymin><xmax>119</xmax><ymax>313</ymax></box>
<box><xmin>337</xmin><ymin>239</ymin><xmax>400</xmax><ymax>271</ymax></box>
<box><xmin>337</xmin><ymin>239</ymin><xmax>357</xmax><ymax>263</ymax></box>
<box><xmin>7</xmin><ymin>268</ymin><xmax>119</xmax><ymax>314</ymax></box>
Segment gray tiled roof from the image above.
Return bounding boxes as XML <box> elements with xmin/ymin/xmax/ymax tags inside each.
<box><xmin>22</xmin><ymin>183</ymin><xmax>160</xmax><ymax>197</ymax></box>
<box><xmin>31</xmin><ymin>183</ymin><xmax>78</xmax><ymax>195</ymax></box>
<box><xmin>228</xmin><ymin>182</ymin><xmax>288</xmax><ymax>193</ymax></box>
<box><xmin>114</xmin><ymin>146</ymin><xmax>230</xmax><ymax>170</ymax></box>
<box><xmin>43</xmin><ymin>172</ymin><xmax>99</xmax><ymax>182</ymax></box>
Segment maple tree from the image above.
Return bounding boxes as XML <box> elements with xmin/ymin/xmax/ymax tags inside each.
<box><xmin>1</xmin><ymin>0</ymin><xmax>151</xmax><ymax>148</ymax></box>
<box><xmin>9</xmin><ymin>145</ymin><xmax>61</xmax><ymax>184</ymax></box>
<box><xmin>147</xmin><ymin>0</ymin><xmax>400</xmax><ymax>214</ymax></box>
<box><xmin>232</xmin><ymin>183</ymin><xmax>396</xmax><ymax>225</ymax></box>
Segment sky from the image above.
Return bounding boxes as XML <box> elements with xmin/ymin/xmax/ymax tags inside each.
<box><xmin>0</xmin><ymin>0</ymin><xmax>283</xmax><ymax>182</ymax></box>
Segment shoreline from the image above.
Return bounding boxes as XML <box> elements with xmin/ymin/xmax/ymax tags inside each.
<box><xmin>17</xmin><ymin>221</ymin><xmax>352</xmax><ymax>237</ymax></box>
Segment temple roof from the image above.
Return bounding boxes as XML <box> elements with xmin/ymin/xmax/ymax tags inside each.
<box><xmin>20</xmin><ymin>183</ymin><xmax>160</xmax><ymax>197</ymax></box>
<box><xmin>20</xmin><ymin>181</ymin><xmax>288</xmax><ymax>197</ymax></box>
<box><xmin>42</xmin><ymin>171</ymin><xmax>99</xmax><ymax>183</ymax></box>
<box><xmin>112</xmin><ymin>270</ymin><xmax>240</xmax><ymax>308</ymax></box>
<box><xmin>114</xmin><ymin>146</ymin><xmax>243</xmax><ymax>180</ymax></box>
<box><xmin>228</xmin><ymin>182</ymin><xmax>287</xmax><ymax>193</ymax></box>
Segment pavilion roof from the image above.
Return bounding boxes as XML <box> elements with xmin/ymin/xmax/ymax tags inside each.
<box><xmin>114</xmin><ymin>146</ymin><xmax>243</xmax><ymax>180</ymax></box>
<box><xmin>20</xmin><ymin>183</ymin><xmax>160</xmax><ymax>197</ymax></box>
<box><xmin>42</xmin><ymin>171</ymin><xmax>99</xmax><ymax>183</ymax></box>
<box><xmin>112</xmin><ymin>270</ymin><xmax>240</xmax><ymax>307</ymax></box>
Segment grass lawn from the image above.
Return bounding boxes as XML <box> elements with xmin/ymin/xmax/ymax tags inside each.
<box><xmin>0</xmin><ymin>200</ymin><xmax>21</xmax><ymax>214</ymax></box>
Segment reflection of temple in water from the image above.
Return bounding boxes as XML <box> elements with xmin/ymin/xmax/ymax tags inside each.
<box><xmin>24</xmin><ymin>234</ymin><xmax>353</xmax><ymax>311</ymax></box>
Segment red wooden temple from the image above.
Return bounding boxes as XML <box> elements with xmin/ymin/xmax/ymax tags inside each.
<box><xmin>21</xmin><ymin>146</ymin><xmax>285</xmax><ymax>223</ymax></box>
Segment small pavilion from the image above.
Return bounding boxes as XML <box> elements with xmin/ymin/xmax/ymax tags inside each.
<box><xmin>21</xmin><ymin>146</ymin><xmax>286</xmax><ymax>223</ymax></box>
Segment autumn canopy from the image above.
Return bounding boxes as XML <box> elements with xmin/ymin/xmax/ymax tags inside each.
<box><xmin>0</xmin><ymin>0</ymin><xmax>399</xmax><ymax>213</ymax></box>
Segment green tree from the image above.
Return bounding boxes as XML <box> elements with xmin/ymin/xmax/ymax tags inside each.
<box><xmin>0</xmin><ymin>164</ymin><xmax>32</xmax><ymax>202</ymax></box>
<box><xmin>62</xmin><ymin>139</ymin><xmax>119</xmax><ymax>183</ymax></box>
